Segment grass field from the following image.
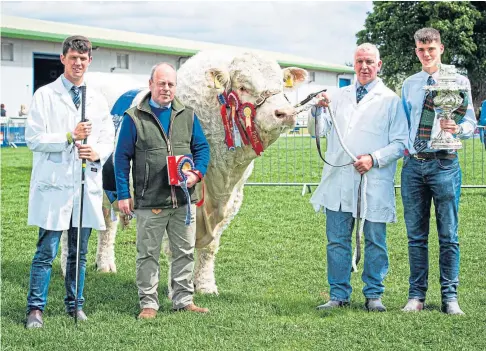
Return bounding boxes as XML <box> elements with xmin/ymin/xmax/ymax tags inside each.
<box><xmin>1</xmin><ymin>147</ymin><xmax>486</xmax><ymax>351</ymax></box>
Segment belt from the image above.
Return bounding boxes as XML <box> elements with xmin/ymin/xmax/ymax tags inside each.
<box><xmin>412</xmin><ymin>152</ymin><xmax>457</xmax><ymax>160</ymax></box>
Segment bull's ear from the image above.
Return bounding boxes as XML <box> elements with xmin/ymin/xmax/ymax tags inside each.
<box><xmin>205</xmin><ymin>68</ymin><xmax>230</xmax><ymax>92</ymax></box>
<box><xmin>282</xmin><ymin>67</ymin><xmax>308</xmax><ymax>89</ymax></box>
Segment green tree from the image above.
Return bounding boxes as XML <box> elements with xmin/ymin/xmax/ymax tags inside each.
<box><xmin>357</xmin><ymin>1</ymin><xmax>486</xmax><ymax>108</ymax></box>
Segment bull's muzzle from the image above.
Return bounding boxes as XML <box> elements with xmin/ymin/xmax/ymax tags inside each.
<box><xmin>274</xmin><ymin>106</ymin><xmax>296</xmax><ymax>120</ymax></box>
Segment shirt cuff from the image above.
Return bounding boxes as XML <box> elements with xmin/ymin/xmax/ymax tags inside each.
<box><xmin>189</xmin><ymin>169</ymin><xmax>203</xmax><ymax>182</ymax></box>
<box><xmin>456</xmin><ymin>123</ymin><xmax>464</xmax><ymax>136</ymax></box>
<box><xmin>370</xmin><ymin>153</ymin><xmax>379</xmax><ymax>168</ymax></box>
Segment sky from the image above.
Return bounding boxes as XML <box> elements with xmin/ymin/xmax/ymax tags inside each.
<box><xmin>1</xmin><ymin>0</ymin><xmax>374</xmax><ymax>66</ymax></box>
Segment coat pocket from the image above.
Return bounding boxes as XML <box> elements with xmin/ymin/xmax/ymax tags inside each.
<box><xmin>85</xmin><ymin>161</ymin><xmax>103</xmax><ymax>195</ymax></box>
<box><xmin>141</xmin><ymin>162</ymin><xmax>149</xmax><ymax>198</ymax></box>
<box><xmin>35</xmin><ymin>159</ymin><xmax>71</xmax><ymax>191</ymax></box>
<box><xmin>365</xmin><ymin>177</ymin><xmax>395</xmax><ymax>212</ymax></box>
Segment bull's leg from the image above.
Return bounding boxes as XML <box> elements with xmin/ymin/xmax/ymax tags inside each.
<box><xmin>161</xmin><ymin>234</ymin><xmax>172</xmax><ymax>299</ymax></box>
<box><xmin>60</xmin><ymin>230</ymin><xmax>68</xmax><ymax>277</ymax></box>
<box><xmin>95</xmin><ymin>207</ymin><xmax>118</xmax><ymax>273</ymax></box>
<box><xmin>194</xmin><ymin>235</ymin><xmax>221</xmax><ymax>294</ymax></box>
<box><xmin>193</xmin><ymin>175</ymin><xmax>247</xmax><ymax>295</ymax></box>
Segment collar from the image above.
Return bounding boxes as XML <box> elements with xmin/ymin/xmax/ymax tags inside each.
<box><xmin>419</xmin><ymin>69</ymin><xmax>440</xmax><ymax>82</ymax></box>
<box><xmin>355</xmin><ymin>78</ymin><xmax>380</xmax><ymax>93</ymax></box>
<box><xmin>61</xmin><ymin>74</ymin><xmax>85</xmax><ymax>92</ymax></box>
<box><xmin>149</xmin><ymin>98</ymin><xmax>171</xmax><ymax>109</ymax></box>
<box><xmin>138</xmin><ymin>91</ymin><xmax>185</xmax><ymax>113</ymax></box>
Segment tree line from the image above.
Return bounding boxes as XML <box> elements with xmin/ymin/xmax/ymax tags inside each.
<box><xmin>357</xmin><ymin>1</ymin><xmax>485</xmax><ymax>109</ymax></box>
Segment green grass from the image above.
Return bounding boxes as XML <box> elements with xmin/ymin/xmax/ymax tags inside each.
<box><xmin>2</xmin><ymin>147</ymin><xmax>486</xmax><ymax>351</ymax></box>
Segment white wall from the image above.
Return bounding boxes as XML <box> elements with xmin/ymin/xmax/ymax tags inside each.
<box><xmin>0</xmin><ymin>38</ymin><xmax>184</xmax><ymax>115</ymax></box>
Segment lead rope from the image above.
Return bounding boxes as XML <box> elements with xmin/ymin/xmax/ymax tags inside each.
<box><xmin>314</xmin><ymin>104</ymin><xmax>367</xmax><ymax>273</ymax></box>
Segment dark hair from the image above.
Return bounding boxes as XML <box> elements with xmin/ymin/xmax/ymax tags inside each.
<box><xmin>62</xmin><ymin>35</ymin><xmax>92</xmax><ymax>56</ymax></box>
<box><xmin>1</xmin><ymin>104</ymin><xmax>4</xmax><ymax>108</ymax></box>
<box><xmin>414</xmin><ymin>28</ymin><xmax>441</xmax><ymax>44</ymax></box>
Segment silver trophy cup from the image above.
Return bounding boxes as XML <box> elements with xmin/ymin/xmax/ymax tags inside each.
<box><xmin>424</xmin><ymin>64</ymin><xmax>466</xmax><ymax>150</ymax></box>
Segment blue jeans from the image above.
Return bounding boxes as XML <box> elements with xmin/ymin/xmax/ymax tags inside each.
<box><xmin>325</xmin><ymin>208</ymin><xmax>388</xmax><ymax>302</ymax></box>
<box><xmin>401</xmin><ymin>156</ymin><xmax>461</xmax><ymax>302</ymax></box>
<box><xmin>26</xmin><ymin>224</ymin><xmax>92</xmax><ymax>314</ymax></box>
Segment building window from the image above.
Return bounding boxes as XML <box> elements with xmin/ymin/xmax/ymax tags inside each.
<box><xmin>308</xmin><ymin>71</ymin><xmax>316</xmax><ymax>82</ymax></box>
<box><xmin>1</xmin><ymin>43</ymin><xmax>14</xmax><ymax>61</ymax></box>
<box><xmin>116</xmin><ymin>53</ymin><xmax>129</xmax><ymax>69</ymax></box>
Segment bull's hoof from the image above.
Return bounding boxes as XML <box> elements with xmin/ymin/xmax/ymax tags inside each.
<box><xmin>195</xmin><ymin>284</ymin><xmax>219</xmax><ymax>295</ymax></box>
<box><xmin>95</xmin><ymin>261</ymin><xmax>117</xmax><ymax>273</ymax></box>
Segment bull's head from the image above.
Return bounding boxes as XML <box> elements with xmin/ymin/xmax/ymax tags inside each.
<box><xmin>205</xmin><ymin>52</ymin><xmax>307</xmax><ymax>144</ymax></box>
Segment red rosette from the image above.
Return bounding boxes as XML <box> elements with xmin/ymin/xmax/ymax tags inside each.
<box><xmin>239</xmin><ymin>103</ymin><xmax>256</xmax><ymax>128</ymax></box>
<box><xmin>227</xmin><ymin>91</ymin><xmax>241</xmax><ymax>111</ymax></box>
<box><xmin>239</xmin><ymin>102</ymin><xmax>263</xmax><ymax>155</ymax></box>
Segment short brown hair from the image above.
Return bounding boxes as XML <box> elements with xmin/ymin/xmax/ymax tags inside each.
<box><xmin>414</xmin><ymin>28</ymin><xmax>441</xmax><ymax>44</ymax></box>
<box><xmin>62</xmin><ymin>35</ymin><xmax>92</xmax><ymax>56</ymax></box>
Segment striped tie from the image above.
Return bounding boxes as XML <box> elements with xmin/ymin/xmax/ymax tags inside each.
<box><xmin>71</xmin><ymin>86</ymin><xmax>80</xmax><ymax>109</ymax></box>
<box><xmin>356</xmin><ymin>86</ymin><xmax>367</xmax><ymax>104</ymax></box>
<box><xmin>413</xmin><ymin>76</ymin><xmax>436</xmax><ymax>153</ymax></box>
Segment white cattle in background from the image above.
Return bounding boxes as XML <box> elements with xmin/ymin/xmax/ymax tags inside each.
<box><xmin>61</xmin><ymin>49</ymin><xmax>308</xmax><ymax>295</ymax></box>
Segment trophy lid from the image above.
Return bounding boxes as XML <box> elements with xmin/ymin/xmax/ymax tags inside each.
<box><xmin>424</xmin><ymin>64</ymin><xmax>466</xmax><ymax>92</ymax></box>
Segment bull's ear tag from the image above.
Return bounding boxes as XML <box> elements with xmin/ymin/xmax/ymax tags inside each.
<box><xmin>285</xmin><ymin>75</ymin><xmax>294</xmax><ymax>88</ymax></box>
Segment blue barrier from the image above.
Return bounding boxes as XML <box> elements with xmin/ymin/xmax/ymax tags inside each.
<box><xmin>1</xmin><ymin>117</ymin><xmax>27</xmax><ymax>147</ymax></box>
<box><xmin>0</xmin><ymin>124</ymin><xmax>8</xmax><ymax>147</ymax></box>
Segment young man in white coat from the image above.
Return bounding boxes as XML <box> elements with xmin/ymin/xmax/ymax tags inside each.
<box><xmin>24</xmin><ymin>35</ymin><xmax>115</xmax><ymax>328</ymax></box>
<box><xmin>308</xmin><ymin>43</ymin><xmax>408</xmax><ymax>312</ymax></box>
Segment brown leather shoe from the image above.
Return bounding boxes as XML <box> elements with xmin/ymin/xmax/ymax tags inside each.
<box><xmin>26</xmin><ymin>310</ymin><xmax>43</xmax><ymax>329</ymax></box>
<box><xmin>174</xmin><ymin>303</ymin><xmax>209</xmax><ymax>313</ymax></box>
<box><xmin>138</xmin><ymin>308</ymin><xmax>157</xmax><ymax>319</ymax></box>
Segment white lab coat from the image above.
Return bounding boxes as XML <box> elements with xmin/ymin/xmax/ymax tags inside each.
<box><xmin>308</xmin><ymin>79</ymin><xmax>408</xmax><ymax>223</ymax></box>
<box><xmin>25</xmin><ymin>76</ymin><xmax>115</xmax><ymax>230</ymax></box>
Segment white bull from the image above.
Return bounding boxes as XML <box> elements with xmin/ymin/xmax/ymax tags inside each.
<box><xmin>61</xmin><ymin>49</ymin><xmax>307</xmax><ymax>295</ymax></box>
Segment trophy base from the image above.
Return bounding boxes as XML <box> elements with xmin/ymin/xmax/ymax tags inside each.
<box><xmin>430</xmin><ymin>138</ymin><xmax>462</xmax><ymax>150</ymax></box>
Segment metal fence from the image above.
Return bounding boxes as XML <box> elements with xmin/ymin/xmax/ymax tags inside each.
<box><xmin>1</xmin><ymin>117</ymin><xmax>28</xmax><ymax>148</ymax></box>
<box><xmin>247</xmin><ymin>125</ymin><xmax>486</xmax><ymax>191</ymax></box>
<box><xmin>1</xmin><ymin>116</ymin><xmax>484</xmax><ymax>190</ymax></box>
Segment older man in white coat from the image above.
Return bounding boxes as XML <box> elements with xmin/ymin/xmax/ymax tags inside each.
<box><xmin>24</xmin><ymin>35</ymin><xmax>115</xmax><ymax>328</ymax></box>
<box><xmin>308</xmin><ymin>43</ymin><xmax>408</xmax><ymax>312</ymax></box>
